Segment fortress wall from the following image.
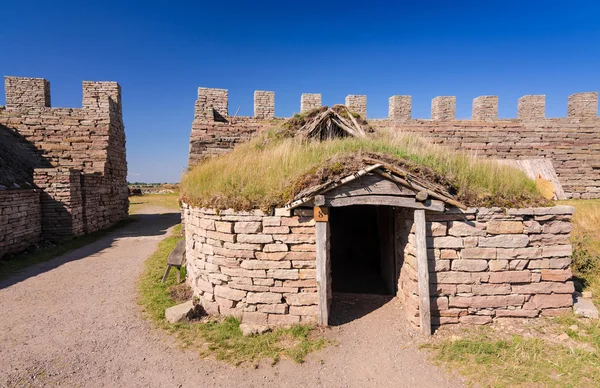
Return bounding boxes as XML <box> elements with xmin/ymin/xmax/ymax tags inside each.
<box><xmin>188</xmin><ymin>88</ymin><xmax>599</xmax><ymax>199</ymax></box>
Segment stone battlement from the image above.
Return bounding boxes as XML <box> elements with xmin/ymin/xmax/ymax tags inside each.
<box><xmin>192</xmin><ymin>86</ymin><xmax>598</xmax><ymax>120</ymax></box>
<box><xmin>0</xmin><ymin>76</ymin><xmax>128</xmax><ymax>258</ymax></box>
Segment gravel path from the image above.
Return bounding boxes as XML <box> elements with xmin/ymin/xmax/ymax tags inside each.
<box><xmin>0</xmin><ymin>206</ymin><xmax>463</xmax><ymax>388</ymax></box>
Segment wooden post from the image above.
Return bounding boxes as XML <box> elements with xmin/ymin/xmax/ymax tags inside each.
<box><xmin>315</xmin><ymin>195</ymin><xmax>331</xmax><ymax>325</ymax></box>
<box><xmin>414</xmin><ymin>209</ymin><xmax>431</xmax><ymax>336</ymax></box>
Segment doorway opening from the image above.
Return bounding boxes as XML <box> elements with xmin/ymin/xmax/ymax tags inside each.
<box><xmin>329</xmin><ymin>205</ymin><xmax>397</xmax><ymax>295</ymax></box>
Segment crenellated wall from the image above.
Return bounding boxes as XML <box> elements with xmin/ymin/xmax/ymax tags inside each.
<box><xmin>0</xmin><ymin>75</ymin><xmax>128</xmax><ymax>257</ymax></box>
<box><xmin>188</xmin><ymin>88</ymin><xmax>599</xmax><ymax>199</ymax></box>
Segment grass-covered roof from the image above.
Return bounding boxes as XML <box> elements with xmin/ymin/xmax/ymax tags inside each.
<box><xmin>180</xmin><ymin>125</ymin><xmax>549</xmax><ymax>211</ymax></box>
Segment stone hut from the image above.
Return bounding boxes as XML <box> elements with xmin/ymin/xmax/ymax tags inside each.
<box><xmin>183</xmin><ymin>165</ymin><xmax>575</xmax><ymax>333</ymax></box>
<box><xmin>0</xmin><ymin>76</ymin><xmax>128</xmax><ymax>259</ymax></box>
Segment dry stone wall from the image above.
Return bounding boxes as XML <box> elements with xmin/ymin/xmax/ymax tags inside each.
<box><xmin>422</xmin><ymin>206</ymin><xmax>575</xmax><ymax>326</ymax></box>
<box><xmin>184</xmin><ymin>204</ymin><xmax>575</xmax><ymax>328</ymax></box>
<box><xmin>0</xmin><ymin>189</ymin><xmax>41</xmax><ymax>259</ymax></box>
<box><xmin>182</xmin><ymin>204</ymin><xmax>318</xmax><ymax>326</ymax></box>
<box><xmin>0</xmin><ymin>76</ymin><xmax>128</xmax><ymax>254</ymax></box>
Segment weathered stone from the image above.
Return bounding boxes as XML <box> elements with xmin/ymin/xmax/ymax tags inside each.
<box><xmin>213</xmin><ymin>246</ymin><xmax>255</xmax><ymax>259</ymax></box>
<box><xmin>165</xmin><ymin>300</ymin><xmax>195</xmax><ymax>323</ymax></box>
<box><xmin>440</xmin><ymin>249</ymin><xmax>458</xmax><ymax>259</ymax></box>
<box><xmin>487</xmin><ymin>221</ymin><xmax>523</xmax><ymax>234</ymax></box>
<box><xmin>291</xmin><ymin>260</ymin><xmax>316</xmax><ymax>269</ymax></box>
<box><xmin>488</xmin><ymin>270</ymin><xmax>532</xmax><ymax>283</ymax></box>
<box><xmin>479</xmin><ymin>235</ymin><xmax>529</xmax><ymax>248</ymax></box>
<box><xmin>224</xmin><ymin>242</ymin><xmax>262</xmax><ymax>251</ymax></box>
<box><xmin>459</xmin><ymin>315</ymin><xmax>492</xmax><ymax>325</ymax></box>
<box><xmin>461</xmin><ymin>248</ymin><xmax>496</xmax><ymax>259</ymax></box>
<box><xmin>237</xmin><ymin>234</ymin><xmax>273</xmax><ymax>244</ymax></box>
<box><xmin>290</xmin><ymin>227</ymin><xmax>314</xmax><ymax>234</ymax></box>
<box><xmin>436</xmin><ymin>272</ymin><xmax>488</xmax><ymax>284</ymax></box>
<box><xmin>523</xmin><ymin>220</ymin><xmax>542</xmax><ymax>234</ymax></box>
<box><xmin>257</xmin><ymin>304</ymin><xmax>288</xmax><ymax>314</ymax></box>
<box><xmin>524</xmin><ymin>294</ymin><xmax>573</xmax><ymax>309</ymax></box>
<box><xmin>496</xmin><ymin>247</ymin><xmax>541</xmax><ymax>260</ymax></box>
<box><xmin>573</xmin><ymin>295</ymin><xmax>599</xmax><ymax>319</ymax></box>
<box><xmin>268</xmin><ymin>269</ymin><xmax>299</xmax><ymax>280</ymax></box>
<box><xmin>215</xmin><ymin>296</ymin><xmax>235</xmax><ymax>308</ymax></box>
<box><xmin>215</xmin><ymin>221</ymin><xmax>234</xmax><ymax>233</ymax></box>
<box><xmin>241</xmin><ymin>312</ymin><xmax>268</xmax><ymax>325</ymax></box>
<box><xmin>262</xmin><ymin>216</ymin><xmax>281</xmax><ymax>227</ymax></box>
<box><xmin>450</xmin><ymin>295</ymin><xmax>525</xmax><ymax>308</ymax></box>
<box><xmin>263</xmin><ymin>243</ymin><xmax>289</xmax><ymax>252</ymax></box>
<box><xmin>274</xmin><ymin>234</ymin><xmax>315</xmax><ymax>243</ymax></box>
<box><xmin>542</xmin><ymin>221</ymin><xmax>571</xmax><ymax>234</ymax></box>
<box><xmin>451</xmin><ymin>260</ymin><xmax>488</xmax><ymax>272</ymax></box>
<box><xmin>540</xmin><ymin>269</ymin><xmax>572</xmax><ymax>282</ymax></box>
<box><xmin>214</xmin><ymin>285</ymin><xmax>247</xmax><ymax>301</ymax></box>
<box><xmin>234</xmin><ymin>221</ymin><xmax>262</xmax><ymax>234</ymax></box>
<box><xmin>430</xmin><ymin>236</ymin><xmax>464</xmax><ymax>248</ymax></box>
<box><xmin>489</xmin><ymin>259</ymin><xmax>509</xmax><ymax>271</ymax></box>
<box><xmin>285</xmin><ymin>293</ymin><xmax>318</xmax><ymax>306</ymax></box>
<box><xmin>240</xmin><ymin>260</ymin><xmax>291</xmax><ymax>270</ymax></box>
<box><xmin>289</xmin><ymin>305</ymin><xmax>318</xmax><ymax>316</ymax></box>
<box><xmin>206</xmin><ymin>230</ymin><xmax>236</xmax><ymax>243</ymax></box>
<box><xmin>471</xmin><ymin>284</ymin><xmax>511</xmax><ymax>295</ymax></box>
<box><xmin>220</xmin><ymin>267</ymin><xmax>266</xmax><ymax>279</ymax></box>
<box><xmin>447</xmin><ymin>221</ymin><xmax>485</xmax><ymax>236</ymax></box>
<box><xmin>262</xmin><ymin>226</ymin><xmax>290</xmax><ymax>234</ymax></box>
<box><xmin>512</xmin><ymin>282</ymin><xmax>574</xmax><ymax>294</ymax></box>
<box><xmin>541</xmin><ymin>245</ymin><xmax>572</xmax><ymax>258</ymax></box>
<box><xmin>255</xmin><ymin>252</ymin><xmax>288</xmax><ymax>261</ymax></box>
<box><xmin>427</xmin><ymin>221</ymin><xmax>448</xmax><ymax>236</ymax></box>
<box><xmin>246</xmin><ymin>292</ymin><xmax>283</xmax><ymax>304</ymax></box>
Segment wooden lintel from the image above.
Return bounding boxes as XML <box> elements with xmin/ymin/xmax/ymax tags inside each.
<box><xmin>324</xmin><ymin>195</ymin><xmax>445</xmax><ymax>212</ymax></box>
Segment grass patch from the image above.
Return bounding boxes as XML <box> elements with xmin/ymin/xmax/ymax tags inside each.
<box><xmin>129</xmin><ymin>192</ymin><xmax>181</xmax><ymax>214</ymax></box>
<box><xmin>181</xmin><ymin>131</ymin><xmax>545</xmax><ymax>211</ymax></box>
<box><xmin>558</xmin><ymin>199</ymin><xmax>600</xmax><ymax>305</ymax></box>
<box><xmin>0</xmin><ymin>218</ymin><xmax>133</xmax><ymax>282</ymax></box>
<box><xmin>425</xmin><ymin>321</ymin><xmax>600</xmax><ymax>387</ymax></box>
<box><xmin>137</xmin><ymin>225</ymin><xmax>326</xmax><ymax>365</ymax></box>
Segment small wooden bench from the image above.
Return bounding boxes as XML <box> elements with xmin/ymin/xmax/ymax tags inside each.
<box><xmin>161</xmin><ymin>239</ymin><xmax>186</xmax><ymax>283</ymax></box>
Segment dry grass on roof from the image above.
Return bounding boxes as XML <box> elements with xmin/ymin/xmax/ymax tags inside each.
<box><xmin>180</xmin><ymin>131</ymin><xmax>550</xmax><ymax>212</ymax></box>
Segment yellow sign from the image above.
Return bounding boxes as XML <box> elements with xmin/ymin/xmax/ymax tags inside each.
<box><xmin>314</xmin><ymin>206</ymin><xmax>329</xmax><ymax>222</ymax></box>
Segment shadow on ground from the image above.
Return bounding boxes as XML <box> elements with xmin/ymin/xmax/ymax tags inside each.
<box><xmin>329</xmin><ymin>292</ymin><xmax>395</xmax><ymax>326</ymax></box>
<box><xmin>0</xmin><ymin>211</ymin><xmax>180</xmax><ymax>290</ymax></box>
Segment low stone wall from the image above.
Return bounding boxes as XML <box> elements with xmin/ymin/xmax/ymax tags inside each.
<box><xmin>422</xmin><ymin>206</ymin><xmax>575</xmax><ymax>326</ymax></box>
<box><xmin>184</xmin><ymin>204</ymin><xmax>575</xmax><ymax>328</ymax></box>
<box><xmin>0</xmin><ymin>189</ymin><xmax>42</xmax><ymax>259</ymax></box>
<box><xmin>183</xmin><ymin>205</ymin><xmax>318</xmax><ymax>326</ymax></box>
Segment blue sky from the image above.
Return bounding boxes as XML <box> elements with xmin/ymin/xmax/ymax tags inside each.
<box><xmin>1</xmin><ymin>0</ymin><xmax>599</xmax><ymax>183</ymax></box>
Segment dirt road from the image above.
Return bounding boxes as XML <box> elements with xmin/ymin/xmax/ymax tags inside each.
<box><xmin>0</xmin><ymin>206</ymin><xmax>462</xmax><ymax>387</ymax></box>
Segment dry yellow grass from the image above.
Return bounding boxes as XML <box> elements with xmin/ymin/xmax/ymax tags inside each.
<box><xmin>181</xmin><ymin>132</ymin><xmax>544</xmax><ymax>211</ymax></box>
<box><xmin>129</xmin><ymin>193</ymin><xmax>180</xmax><ymax>214</ymax></box>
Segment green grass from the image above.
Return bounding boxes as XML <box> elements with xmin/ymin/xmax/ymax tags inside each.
<box><xmin>129</xmin><ymin>192</ymin><xmax>181</xmax><ymax>214</ymax></box>
<box><xmin>181</xmin><ymin>131</ymin><xmax>545</xmax><ymax>211</ymax></box>
<box><xmin>137</xmin><ymin>224</ymin><xmax>326</xmax><ymax>365</ymax></box>
<box><xmin>424</xmin><ymin>319</ymin><xmax>600</xmax><ymax>387</ymax></box>
<box><xmin>0</xmin><ymin>218</ymin><xmax>134</xmax><ymax>282</ymax></box>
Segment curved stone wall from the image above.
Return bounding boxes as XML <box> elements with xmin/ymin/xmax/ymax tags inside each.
<box><xmin>183</xmin><ymin>204</ymin><xmax>576</xmax><ymax>328</ymax></box>
<box><xmin>182</xmin><ymin>205</ymin><xmax>318</xmax><ymax>326</ymax></box>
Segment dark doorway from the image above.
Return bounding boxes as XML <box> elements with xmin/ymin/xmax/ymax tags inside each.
<box><xmin>330</xmin><ymin>205</ymin><xmax>396</xmax><ymax>295</ymax></box>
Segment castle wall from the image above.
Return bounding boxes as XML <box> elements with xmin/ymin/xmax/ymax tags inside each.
<box><xmin>188</xmin><ymin>88</ymin><xmax>599</xmax><ymax>199</ymax></box>
<box><xmin>0</xmin><ymin>76</ymin><xmax>128</xmax><ymax>254</ymax></box>
<box><xmin>0</xmin><ymin>189</ymin><xmax>42</xmax><ymax>259</ymax></box>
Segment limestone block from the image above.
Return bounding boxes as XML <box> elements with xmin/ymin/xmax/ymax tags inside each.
<box><xmin>540</xmin><ymin>269</ymin><xmax>572</xmax><ymax>282</ymax></box>
<box><xmin>512</xmin><ymin>282</ymin><xmax>574</xmax><ymax>294</ymax></box>
<box><xmin>486</xmin><ymin>221</ymin><xmax>523</xmax><ymax>234</ymax></box>
<box><xmin>234</xmin><ymin>221</ymin><xmax>262</xmax><ymax>234</ymax></box>
<box><xmin>165</xmin><ymin>300</ymin><xmax>195</xmax><ymax>323</ymax></box>
<box><xmin>268</xmin><ymin>314</ymin><xmax>300</xmax><ymax>325</ymax></box>
<box><xmin>214</xmin><ymin>285</ymin><xmax>247</xmax><ymax>301</ymax></box>
<box><xmin>488</xmin><ymin>270</ymin><xmax>532</xmax><ymax>283</ymax></box>
<box><xmin>449</xmin><ymin>295</ymin><xmax>525</xmax><ymax>308</ymax></box>
<box><xmin>238</xmin><ymin>234</ymin><xmax>273</xmax><ymax>244</ymax></box>
<box><xmin>263</xmin><ymin>243</ymin><xmax>289</xmax><ymax>252</ymax></box>
<box><xmin>246</xmin><ymin>292</ymin><xmax>283</xmax><ymax>304</ymax></box>
<box><xmin>479</xmin><ymin>235</ymin><xmax>529</xmax><ymax>248</ymax></box>
<box><xmin>451</xmin><ymin>260</ymin><xmax>488</xmax><ymax>272</ymax></box>
<box><xmin>240</xmin><ymin>260</ymin><xmax>291</xmax><ymax>270</ymax></box>
<box><xmin>471</xmin><ymin>284</ymin><xmax>511</xmax><ymax>295</ymax></box>
<box><xmin>461</xmin><ymin>247</ymin><xmax>497</xmax><ymax>259</ymax></box>
<box><xmin>523</xmin><ymin>294</ymin><xmax>573</xmax><ymax>309</ymax></box>
<box><xmin>268</xmin><ymin>269</ymin><xmax>299</xmax><ymax>280</ymax></box>
<box><xmin>459</xmin><ymin>315</ymin><xmax>492</xmax><ymax>325</ymax></box>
